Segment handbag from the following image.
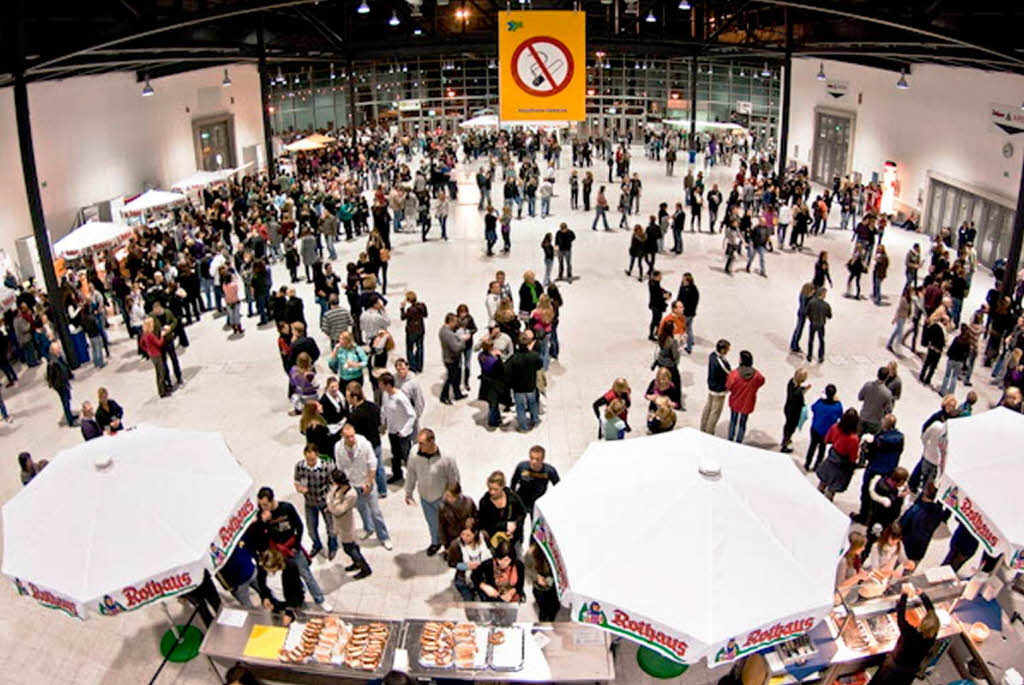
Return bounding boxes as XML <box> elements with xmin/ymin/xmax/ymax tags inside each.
<box><xmin>797</xmin><ymin>404</ymin><xmax>809</xmax><ymax>430</ymax></box>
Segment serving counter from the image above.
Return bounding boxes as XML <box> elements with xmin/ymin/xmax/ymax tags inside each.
<box><xmin>200</xmin><ymin>605</ymin><xmax>615</xmax><ymax>683</ymax></box>
<box><xmin>759</xmin><ymin>569</ymin><xmax>1021</xmax><ymax>685</ymax></box>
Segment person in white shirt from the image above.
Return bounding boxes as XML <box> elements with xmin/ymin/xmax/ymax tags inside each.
<box><xmin>778</xmin><ymin>203</ymin><xmax>793</xmax><ymax>247</ymax></box>
<box><xmin>485</xmin><ymin>281</ymin><xmax>502</xmax><ymax>327</ymax></box>
<box><xmin>379</xmin><ymin>372</ymin><xmax>416</xmax><ymax>484</ymax></box>
<box><xmin>446</xmin><ymin>520</ymin><xmax>491</xmax><ymax>600</ymax></box>
<box><xmin>394</xmin><ymin>359</ymin><xmax>425</xmax><ymax>433</ymax></box>
<box><xmin>334</xmin><ymin>424</ymin><xmax>393</xmax><ymax>550</ymax></box>
<box><xmin>359</xmin><ymin>297</ymin><xmax>391</xmax><ymax>342</ymax></box>
<box><xmin>210</xmin><ymin>250</ymin><xmax>227</xmax><ymax>312</ymax></box>
<box><xmin>476</xmin><ymin>325</ymin><xmax>513</xmax><ymax>361</ymax></box>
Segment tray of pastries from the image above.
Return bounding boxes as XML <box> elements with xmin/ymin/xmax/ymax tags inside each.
<box><xmin>487</xmin><ymin>625</ymin><xmax>525</xmax><ymax>671</ymax></box>
<box><xmin>276</xmin><ymin>615</ymin><xmax>399</xmax><ymax>676</ymax></box>
<box><xmin>408</xmin><ymin>620</ymin><xmax>489</xmax><ymax>672</ymax></box>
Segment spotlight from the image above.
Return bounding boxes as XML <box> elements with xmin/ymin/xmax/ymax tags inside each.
<box><xmin>357</xmin><ymin>0</ymin><xmax>370</xmax><ymax>13</ymax></box>
<box><xmin>413</xmin><ymin>27</ymin><xmax>422</xmax><ymax>35</ymax></box>
<box><xmin>141</xmin><ymin>76</ymin><xmax>154</xmax><ymax>97</ymax></box>
<box><xmin>275</xmin><ymin>67</ymin><xmax>285</xmax><ymax>84</ymax></box>
<box><xmin>761</xmin><ymin>62</ymin><xmax>770</xmax><ymax>77</ymax></box>
<box><xmin>645</xmin><ymin>9</ymin><xmax>656</xmax><ymax>22</ymax></box>
<box><xmin>389</xmin><ymin>11</ymin><xmax>400</xmax><ymax>25</ymax></box>
<box><xmin>816</xmin><ymin>62</ymin><xmax>826</xmax><ymax>80</ymax></box>
<box><xmin>222</xmin><ymin>68</ymin><xmax>232</xmax><ymax>87</ymax></box>
<box><xmin>678</xmin><ymin>0</ymin><xmax>691</xmax><ymax>8</ymax></box>
<box><xmin>896</xmin><ymin>68</ymin><xmax>909</xmax><ymax>89</ymax></box>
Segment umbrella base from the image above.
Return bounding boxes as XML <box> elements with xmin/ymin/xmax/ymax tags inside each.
<box><xmin>636</xmin><ymin>646</ymin><xmax>689</xmax><ymax>679</ymax></box>
<box><xmin>159</xmin><ymin>625</ymin><xmax>203</xmax><ymax>663</ymax></box>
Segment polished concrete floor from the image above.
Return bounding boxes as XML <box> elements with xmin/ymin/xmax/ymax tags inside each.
<box><xmin>0</xmin><ymin>146</ymin><xmax>1007</xmax><ymax>684</ymax></box>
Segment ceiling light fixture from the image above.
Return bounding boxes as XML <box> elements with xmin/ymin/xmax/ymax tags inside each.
<box><xmin>275</xmin><ymin>66</ymin><xmax>285</xmax><ymax>84</ymax></box>
<box><xmin>761</xmin><ymin>62</ymin><xmax>770</xmax><ymax>77</ymax></box>
<box><xmin>413</xmin><ymin>27</ymin><xmax>422</xmax><ymax>35</ymax></box>
<box><xmin>678</xmin><ymin>0</ymin><xmax>691</xmax><ymax>8</ymax></box>
<box><xmin>357</xmin><ymin>0</ymin><xmax>370</xmax><ymax>14</ymax></box>
<box><xmin>330</xmin><ymin>63</ymin><xmax>336</xmax><ymax>79</ymax></box>
<box><xmin>389</xmin><ymin>10</ymin><xmax>400</xmax><ymax>25</ymax></box>
<box><xmin>816</xmin><ymin>62</ymin><xmax>826</xmax><ymax>80</ymax></box>
<box><xmin>896</xmin><ymin>68</ymin><xmax>909</xmax><ymax>89</ymax></box>
<box><xmin>141</xmin><ymin>75</ymin><xmax>154</xmax><ymax>97</ymax></box>
<box><xmin>645</xmin><ymin>9</ymin><xmax>656</xmax><ymax>22</ymax></box>
<box><xmin>222</xmin><ymin>68</ymin><xmax>232</xmax><ymax>87</ymax></box>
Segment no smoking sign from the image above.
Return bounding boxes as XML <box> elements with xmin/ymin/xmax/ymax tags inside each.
<box><xmin>510</xmin><ymin>36</ymin><xmax>575</xmax><ymax>97</ymax></box>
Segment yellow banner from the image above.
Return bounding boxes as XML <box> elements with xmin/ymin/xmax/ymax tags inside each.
<box><xmin>498</xmin><ymin>11</ymin><xmax>586</xmax><ymax>122</ymax></box>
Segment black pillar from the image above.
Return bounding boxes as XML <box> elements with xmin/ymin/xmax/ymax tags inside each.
<box><xmin>13</xmin><ymin>6</ymin><xmax>76</xmax><ymax>366</ymax></box>
<box><xmin>257</xmin><ymin>19</ymin><xmax>276</xmax><ymax>181</ymax></box>
<box><xmin>688</xmin><ymin>56</ymin><xmax>697</xmax><ymax>152</ymax></box>
<box><xmin>777</xmin><ymin>12</ymin><xmax>793</xmax><ymax>179</ymax></box>
<box><xmin>1003</xmin><ymin>152</ymin><xmax>1024</xmax><ymax>297</ymax></box>
<box><xmin>347</xmin><ymin>58</ymin><xmax>358</xmax><ymax>130</ymax></box>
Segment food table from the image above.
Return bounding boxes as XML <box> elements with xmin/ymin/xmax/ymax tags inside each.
<box><xmin>753</xmin><ymin>569</ymin><xmax>1022</xmax><ymax>685</ymax></box>
<box><xmin>200</xmin><ymin>605</ymin><xmax>615</xmax><ymax>683</ymax></box>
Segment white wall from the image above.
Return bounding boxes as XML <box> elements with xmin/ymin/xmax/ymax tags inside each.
<box><xmin>0</xmin><ymin>64</ymin><xmax>264</xmax><ymax>272</ymax></box>
<box><xmin>786</xmin><ymin>58</ymin><xmax>1024</xmax><ymax>214</ymax></box>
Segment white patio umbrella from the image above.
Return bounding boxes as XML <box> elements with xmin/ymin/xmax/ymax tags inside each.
<box><xmin>3</xmin><ymin>425</ymin><xmax>255</xmax><ymax>620</ymax></box>
<box><xmin>937</xmin><ymin>407</ymin><xmax>1024</xmax><ymax>569</ymax></box>
<box><xmin>53</xmin><ymin>221</ymin><xmax>135</xmax><ymax>259</ymax></box>
<box><xmin>120</xmin><ymin>189</ymin><xmax>187</xmax><ymax>216</ymax></box>
<box><xmin>532</xmin><ymin>428</ymin><xmax>849</xmax><ymax>668</ymax></box>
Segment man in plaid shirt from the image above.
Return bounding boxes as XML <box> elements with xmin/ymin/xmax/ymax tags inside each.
<box><xmin>294</xmin><ymin>444</ymin><xmax>338</xmax><ymax>559</ymax></box>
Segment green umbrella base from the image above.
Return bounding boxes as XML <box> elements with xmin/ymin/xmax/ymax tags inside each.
<box><xmin>636</xmin><ymin>646</ymin><xmax>689</xmax><ymax>679</ymax></box>
<box><xmin>159</xmin><ymin>625</ymin><xmax>203</xmax><ymax>663</ymax></box>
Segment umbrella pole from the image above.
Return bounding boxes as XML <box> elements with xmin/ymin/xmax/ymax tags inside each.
<box><xmin>161</xmin><ymin>603</ymin><xmax>183</xmax><ymax>641</ymax></box>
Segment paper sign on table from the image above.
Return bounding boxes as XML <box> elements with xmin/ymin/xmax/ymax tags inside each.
<box><xmin>216</xmin><ymin>608</ymin><xmax>249</xmax><ymax>628</ymax></box>
<box><xmin>242</xmin><ymin>625</ymin><xmax>288</xmax><ymax>659</ymax></box>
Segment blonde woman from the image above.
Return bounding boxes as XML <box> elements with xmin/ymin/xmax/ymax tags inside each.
<box><xmin>530</xmin><ymin>295</ymin><xmax>555</xmax><ymax>370</ymax></box>
<box><xmin>288</xmin><ymin>352</ymin><xmax>319</xmax><ymax>415</ymax></box>
<box><xmin>139</xmin><ymin>317</ymin><xmax>170</xmax><ymax>397</ymax></box>
<box><xmin>646</xmin><ymin>395</ymin><xmax>677</xmax><ymax>434</ymax></box>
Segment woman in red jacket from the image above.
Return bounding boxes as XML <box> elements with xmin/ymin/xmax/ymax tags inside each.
<box><xmin>139</xmin><ymin>317</ymin><xmax>170</xmax><ymax>397</ymax></box>
<box><xmin>816</xmin><ymin>408</ymin><xmax>861</xmax><ymax>501</ymax></box>
<box><xmin>725</xmin><ymin>350</ymin><xmax>765</xmax><ymax>443</ymax></box>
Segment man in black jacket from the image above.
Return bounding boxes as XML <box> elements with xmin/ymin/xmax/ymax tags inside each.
<box><xmin>506</xmin><ymin>333</ymin><xmax>543</xmax><ymax>431</ymax></box>
<box><xmin>677</xmin><ymin>273</ymin><xmax>699</xmax><ymax>354</ymax></box>
<box><xmin>700</xmin><ymin>339</ymin><xmax>731</xmax><ymax>434</ymax></box>
<box><xmin>554</xmin><ymin>223</ymin><xmax>576</xmax><ymax>282</ymax></box>
<box><xmin>647</xmin><ymin>271</ymin><xmax>670</xmax><ymax>341</ymax></box>
<box><xmin>255</xmin><ymin>486</ymin><xmax>331</xmax><ymax>611</ymax></box>
<box><xmin>46</xmin><ymin>343</ymin><xmax>77</xmax><ymax>427</ymax></box>
<box><xmin>151</xmin><ymin>301</ymin><xmax>184</xmax><ymax>385</ymax></box>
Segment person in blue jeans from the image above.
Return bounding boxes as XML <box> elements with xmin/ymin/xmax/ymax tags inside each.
<box><xmin>255</xmin><ymin>486</ymin><xmax>332</xmax><ymax>611</ymax></box>
<box><xmin>724</xmin><ymin>350</ymin><xmax>765</xmax><ymax>443</ymax></box>
<box><xmin>45</xmin><ymin>343</ymin><xmax>77</xmax><ymax>427</ymax></box>
<box><xmin>506</xmin><ymin>333</ymin><xmax>543</xmax><ymax>431</ymax></box>
<box><xmin>294</xmin><ymin>445</ymin><xmax>338</xmax><ymax>559</ymax></box>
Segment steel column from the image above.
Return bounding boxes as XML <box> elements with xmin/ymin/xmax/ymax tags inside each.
<box><xmin>777</xmin><ymin>9</ymin><xmax>793</xmax><ymax>178</ymax></box>
<box><xmin>13</xmin><ymin>1</ymin><xmax>76</xmax><ymax>365</ymax></box>
<box><xmin>257</xmin><ymin>18</ymin><xmax>276</xmax><ymax>180</ymax></box>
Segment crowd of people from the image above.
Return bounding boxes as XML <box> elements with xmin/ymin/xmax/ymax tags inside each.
<box><xmin>3</xmin><ymin>120</ymin><xmax>1023</xmax><ymax>685</ymax></box>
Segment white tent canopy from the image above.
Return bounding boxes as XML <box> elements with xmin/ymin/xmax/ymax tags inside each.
<box><xmin>534</xmin><ymin>429</ymin><xmax>849</xmax><ymax>667</ymax></box>
<box><xmin>284</xmin><ymin>135</ymin><xmax>331</xmax><ymax>151</ymax></box>
<box><xmin>52</xmin><ymin>221</ymin><xmax>135</xmax><ymax>259</ymax></box>
<box><xmin>2</xmin><ymin>425</ymin><xmax>255</xmax><ymax>619</ymax></box>
<box><xmin>171</xmin><ymin>171</ymin><xmax>222</xmax><ymax>192</ymax></box>
<box><xmin>459</xmin><ymin>114</ymin><xmax>499</xmax><ymax>129</ymax></box>
<box><xmin>938</xmin><ymin>407</ymin><xmax>1024</xmax><ymax>569</ymax></box>
<box><xmin>120</xmin><ymin>189</ymin><xmax>187</xmax><ymax>215</ymax></box>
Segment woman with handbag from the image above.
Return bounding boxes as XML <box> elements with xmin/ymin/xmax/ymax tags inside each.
<box><xmin>815</xmin><ymin>408</ymin><xmax>861</xmax><ymax>501</ymax></box>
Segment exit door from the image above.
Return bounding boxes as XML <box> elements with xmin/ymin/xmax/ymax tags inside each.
<box><xmin>812</xmin><ymin>110</ymin><xmax>854</xmax><ymax>186</ymax></box>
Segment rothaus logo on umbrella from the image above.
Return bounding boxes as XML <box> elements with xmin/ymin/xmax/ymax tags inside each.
<box><xmin>940</xmin><ymin>486</ymin><xmax>1000</xmax><ymax>551</ymax></box>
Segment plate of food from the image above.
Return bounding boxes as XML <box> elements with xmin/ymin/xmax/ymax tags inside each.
<box><xmin>488</xmin><ymin>626</ymin><xmax>525</xmax><ymax>671</ymax></box>
<box><xmin>418</xmin><ymin>621</ymin><xmax>456</xmax><ymax>669</ymax></box>
<box><xmin>344</xmin><ymin>621</ymin><xmax>390</xmax><ymax>672</ymax></box>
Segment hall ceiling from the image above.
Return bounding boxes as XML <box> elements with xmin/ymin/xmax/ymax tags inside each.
<box><xmin>2</xmin><ymin>0</ymin><xmax>1023</xmax><ymax>84</ymax></box>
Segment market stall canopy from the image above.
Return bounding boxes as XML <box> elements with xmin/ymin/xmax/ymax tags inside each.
<box><xmin>459</xmin><ymin>114</ymin><xmax>499</xmax><ymax>129</ymax></box>
<box><xmin>662</xmin><ymin>119</ymin><xmax>749</xmax><ymax>135</ymax></box>
<box><xmin>305</xmin><ymin>133</ymin><xmax>335</xmax><ymax>145</ymax></box>
<box><xmin>284</xmin><ymin>135</ymin><xmax>329</xmax><ymax>152</ymax></box>
<box><xmin>938</xmin><ymin>407</ymin><xmax>1024</xmax><ymax>569</ymax></box>
<box><xmin>120</xmin><ymin>189</ymin><xmax>187</xmax><ymax>215</ymax></box>
<box><xmin>533</xmin><ymin>428</ymin><xmax>849</xmax><ymax>667</ymax></box>
<box><xmin>171</xmin><ymin>171</ymin><xmax>222</xmax><ymax>191</ymax></box>
<box><xmin>52</xmin><ymin>221</ymin><xmax>135</xmax><ymax>259</ymax></box>
<box><xmin>2</xmin><ymin>425</ymin><xmax>255</xmax><ymax>619</ymax></box>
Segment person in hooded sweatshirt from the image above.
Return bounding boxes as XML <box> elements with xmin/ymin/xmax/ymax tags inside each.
<box><xmin>852</xmin><ymin>414</ymin><xmax>904</xmax><ymax>524</ymax></box>
<box><xmin>724</xmin><ymin>350</ymin><xmax>765</xmax><ymax>443</ymax></box>
<box><xmin>805</xmin><ymin>383</ymin><xmax>843</xmax><ymax>471</ymax></box>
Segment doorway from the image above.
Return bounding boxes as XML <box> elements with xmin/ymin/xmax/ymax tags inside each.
<box><xmin>811</xmin><ymin>108</ymin><xmax>854</xmax><ymax>186</ymax></box>
<box><xmin>192</xmin><ymin>114</ymin><xmax>236</xmax><ymax>171</ymax></box>
<box><xmin>923</xmin><ymin>176</ymin><xmax>1016</xmax><ymax>267</ymax></box>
